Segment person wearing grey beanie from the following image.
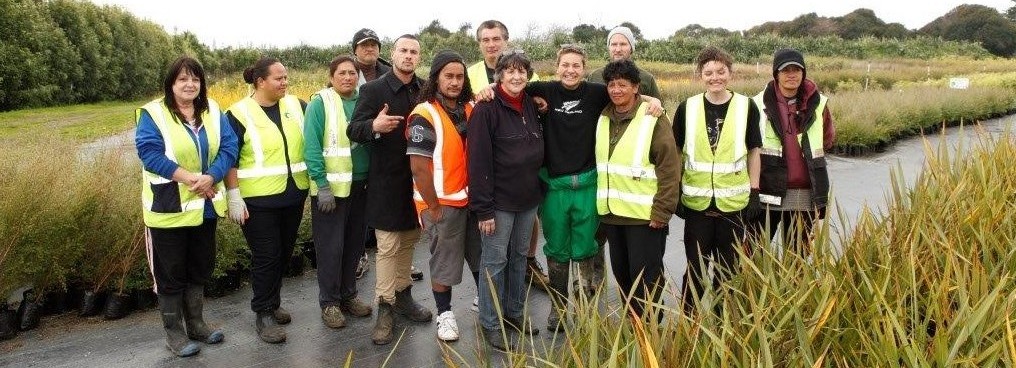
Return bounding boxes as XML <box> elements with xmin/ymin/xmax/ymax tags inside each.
<box><xmin>587</xmin><ymin>26</ymin><xmax>661</xmax><ymax>99</ymax></box>
<box><xmin>749</xmin><ymin>47</ymin><xmax>835</xmax><ymax>256</ymax></box>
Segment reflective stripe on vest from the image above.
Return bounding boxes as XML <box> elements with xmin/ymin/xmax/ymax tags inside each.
<box><xmin>410</xmin><ymin>101</ymin><xmax>473</xmax><ymax>210</ymax></box>
<box><xmin>681</xmin><ymin>93</ymin><xmax>751</xmax><ymax>212</ymax></box>
<box><xmin>138</xmin><ymin>98</ymin><xmax>227</xmax><ymax>228</ymax></box>
<box><xmin>595</xmin><ymin>102</ymin><xmax>658</xmax><ymax>220</ymax></box>
<box><xmin>229</xmin><ymin>95</ymin><xmax>308</xmax><ymax>198</ymax></box>
<box><xmin>310</xmin><ymin>88</ymin><xmax>354</xmax><ymax>197</ymax></box>
<box><xmin>752</xmin><ymin>92</ymin><xmax>828</xmax><ymax>160</ymax></box>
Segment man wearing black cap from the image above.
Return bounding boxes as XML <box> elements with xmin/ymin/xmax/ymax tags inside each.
<box><xmin>348</xmin><ymin>34</ymin><xmax>432</xmax><ymax>345</ymax></box>
<box><xmin>752</xmin><ymin>48</ymin><xmax>835</xmax><ymax>255</ymax></box>
<box><xmin>351</xmin><ymin>28</ymin><xmax>393</xmax><ymax>89</ymax></box>
<box><xmin>406</xmin><ymin>50</ymin><xmax>480</xmax><ymax>342</ymax></box>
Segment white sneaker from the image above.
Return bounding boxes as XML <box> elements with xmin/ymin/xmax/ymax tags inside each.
<box><xmin>470</xmin><ymin>296</ymin><xmax>479</xmax><ymax>312</ymax></box>
<box><xmin>436</xmin><ymin>311</ymin><xmax>459</xmax><ymax>341</ymax></box>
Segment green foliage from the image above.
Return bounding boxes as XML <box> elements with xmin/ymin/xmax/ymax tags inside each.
<box><xmin>919</xmin><ymin>4</ymin><xmax>1016</xmax><ymax>57</ymax></box>
<box><xmin>420</xmin><ymin>19</ymin><xmax>451</xmax><ymax>38</ymax></box>
<box><xmin>0</xmin><ymin>0</ymin><xmax>80</xmax><ymax>110</ymax></box>
<box><xmin>572</xmin><ymin>24</ymin><xmax>608</xmax><ymax>44</ymax></box>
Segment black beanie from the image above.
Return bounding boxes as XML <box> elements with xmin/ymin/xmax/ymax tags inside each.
<box><xmin>772</xmin><ymin>48</ymin><xmax>806</xmax><ymax>80</ymax></box>
<box><xmin>429</xmin><ymin>50</ymin><xmax>464</xmax><ymax>80</ymax></box>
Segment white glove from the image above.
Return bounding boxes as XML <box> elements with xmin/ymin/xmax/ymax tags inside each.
<box><xmin>226</xmin><ymin>188</ymin><xmax>248</xmax><ymax>225</ymax></box>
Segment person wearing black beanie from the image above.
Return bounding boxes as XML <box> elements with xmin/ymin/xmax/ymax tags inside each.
<box><xmin>750</xmin><ymin>48</ymin><xmax>836</xmax><ymax>256</ymax></box>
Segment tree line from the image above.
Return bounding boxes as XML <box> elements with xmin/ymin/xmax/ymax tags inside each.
<box><xmin>2</xmin><ymin>0</ymin><xmax>1015</xmax><ymax>112</ymax></box>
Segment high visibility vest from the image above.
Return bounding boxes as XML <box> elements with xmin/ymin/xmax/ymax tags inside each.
<box><xmin>228</xmin><ymin>95</ymin><xmax>309</xmax><ymax>198</ymax></box>
<box><xmin>752</xmin><ymin>91</ymin><xmax>828</xmax><ymax>206</ymax></box>
<box><xmin>137</xmin><ymin>98</ymin><xmax>227</xmax><ymax>228</ymax></box>
<box><xmin>595</xmin><ymin>102</ymin><xmax>659</xmax><ymax>220</ymax></box>
<box><xmin>467</xmin><ymin>61</ymin><xmax>539</xmax><ymax>95</ymax></box>
<box><xmin>309</xmin><ymin>88</ymin><xmax>353</xmax><ymax>197</ymax></box>
<box><xmin>410</xmin><ymin>101</ymin><xmax>474</xmax><ymax>211</ymax></box>
<box><xmin>681</xmin><ymin>93</ymin><xmax>751</xmax><ymax>212</ymax></box>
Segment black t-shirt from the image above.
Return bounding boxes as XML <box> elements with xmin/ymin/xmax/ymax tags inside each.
<box><xmin>226</xmin><ymin>99</ymin><xmax>309</xmax><ymax>208</ymax></box>
<box><xmin>673</xmin><ymin>94</ymin><xmax>762</xmax><ymax>152</ymax></box>
<box><xmin>525</xmin><ymin>81</ymin><xmax>611</xmax><ymax>177</ymax></box>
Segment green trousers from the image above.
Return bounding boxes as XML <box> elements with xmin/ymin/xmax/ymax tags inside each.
<box><xmin>540</xmin><ymin>169</ymin><xmax>599</xmax><ymax>263</ymax></box>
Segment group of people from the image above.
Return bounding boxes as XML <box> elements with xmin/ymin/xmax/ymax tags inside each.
<box><xmin>134</xmin><ymin>20</ymin><xmax>834</xmax><ymax>357</ymax></box>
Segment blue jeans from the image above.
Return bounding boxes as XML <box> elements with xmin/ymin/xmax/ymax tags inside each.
<box><xmin>477</xmin><ymin>207</ymin><xmax>538</xmax><ymax>331</ymax></box>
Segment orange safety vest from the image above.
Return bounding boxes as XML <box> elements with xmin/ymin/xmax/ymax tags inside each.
<box><xmin>408</xmin><ymin>101</ymin><xmax>474</xmax><ymax>212</ymax></box>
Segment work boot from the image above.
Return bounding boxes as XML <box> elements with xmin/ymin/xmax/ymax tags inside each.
<box><xmin>503</xmin><ymin>316</ymin><xmax>539</xmax><ymax>336</ymax></box>
<box><xmin>526</xmin><ymin>257</ymin><xmax>550</xmax><ymax>292</ymax></box>
<box><xmin>182</xmin><ymin>285</ymin><xmax>224</xmax><ymax>344</ymax></box>
<box><xmin>339</xmin><ymin>297</ymin><xmax>373</xmax><ymax>317</ymax></box>
<box><xmin>372</xmin><ymin>301</ymin><xmax>395</xmax><ymax>345</ymax></box>
<box><xmin>392</xmin><ymin>285</ymin><xmax>432</xmax><ymax>322</ymax></box>
<box><xmin>321</xmin><ymin>305</ymin><xmax>346</xmax><ymax>328</ymax></box>
<box><xmin>273</xmin><ymin>306</ymin><xmax>291</xmax><ymax>324</ymax></box>
<box><xmin>410</xmin><ymin>265</ymin><xmax>424</xmax><ymax>281</ymax></box>
<box><xmin>546</xmin><ymin>260</ymin><xmax>570</xmax><ymax>333</ymax></box>
<box><xmin>158</xmin><ymin>294</ymin><xmax>200</xmax><ymax>357</ymax></box>
<box><xmin>484</xmin><ymin>328</ymin><xmax>516</xmax><ymax>351</ymax></box>
<box><xmin>356</xmin><ymin>254</ymin><xmax>370</xmax><ymax>280</ymax></box>
<box><xmin>256</xmin><ymin>310</ymin><xmax>286</xmax><ymax>343</ymax></box>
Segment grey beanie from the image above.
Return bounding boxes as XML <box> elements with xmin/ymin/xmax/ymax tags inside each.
<box><xmin>607</xmin><ymin>26</ymin><xmax>636</xmax><ymax>52</ymax></box>
<box><xmin>429</xmin><ymin>50</ymin><xmax>464</xmax><ymax>80</ymax></box>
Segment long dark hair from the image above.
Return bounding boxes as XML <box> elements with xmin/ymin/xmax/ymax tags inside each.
<box><xmin>162</xmin><ymin>56</ymin><xmax>208</xmax><ymax>124</ymax></box>
<box><xmin>417</xmin><ymin>60</ymin><xmax>472</xmax><ymax>105</ymax></box>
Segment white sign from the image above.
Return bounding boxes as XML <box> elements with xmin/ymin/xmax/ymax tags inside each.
<box><xmin>949</xmin><ymin>78</ymin><xmax>970</xmax><ymax>89</ymax></box>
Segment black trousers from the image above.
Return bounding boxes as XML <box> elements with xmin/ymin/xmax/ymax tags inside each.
<box><xmin>147</xmin><ymin>219</ymin><xmax>217</xmax><ymax>295</ymax></box>
<box><xmin>681</xmin><ymin>211</ymin><xmax>745</xmax><ymax>313</ymax></box>
<box><xmin>603</xmin><ymin>223</ymin><xmax>667</xmax><ymax>318</ymax></box>
<box><xmin>242</xmin><ymin>202</ymin><xmax>304</xmax><ymax>312</ymax></box>
<box><xmin>763</xmin><ymin>209</ymin><xmax>817</xmax><ymax>255</ymax></box>
<box><xmin>311</xmin><ymin>180</ymin><xmax>368</xmax><ymax>308</ymax></box>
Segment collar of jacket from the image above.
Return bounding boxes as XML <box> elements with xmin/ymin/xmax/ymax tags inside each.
<box><xmin>383</xmin><ymin>71</ymin><xmax>422</xmax><ymax>93</ymax></box>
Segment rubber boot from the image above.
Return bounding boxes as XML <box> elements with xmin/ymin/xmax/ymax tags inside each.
<box><xmin>392</xmin><ymin>285</ymin><xmax>432</xmax><ymax>322</ymax></box>
<box><xmin>372</xmin><ymin>301</ymin><xmax>395</xmax><ymax>345</ymax></box>
<box><xmin>183</xmin><ymin>285</ymin><xmax>224</xmax><ymax>344</ymax></box>
<box><xmin>158</xmin><ymin>294</ymin><xmax>200</xmax><ymax>357</ymax></box>
<box><xmin>256</xmin><ymin>310</ymin><xmax>286</xmax><ymax>343</ymax></box>
<box><xmin>546</xmin><ymin>260</ymin><xmax>570</xmax><ymax>333</ymax></box>
<box><xmin>577</xmin><ymin>250</ymin><xmax>605</xmax><ymax>299</ymax></box>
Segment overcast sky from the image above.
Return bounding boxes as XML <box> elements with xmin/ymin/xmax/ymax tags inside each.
<box><xmin>89</xmin><ymin>0</ymin><xmax>1013</xmax><ymax>48</ymax></box>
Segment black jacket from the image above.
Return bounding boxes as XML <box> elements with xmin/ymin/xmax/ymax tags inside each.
<box><xmin>347</xmin><ymin>71</ymin><xmax>423</xmax><ymax>231</ymax></box>
<box><xmin>467</xmin><ymin>90</ymin><xmax>545</xmax><ymax>221</ymax></box>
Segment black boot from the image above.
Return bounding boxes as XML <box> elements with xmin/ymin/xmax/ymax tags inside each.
<box><xmin>392</xmin><ymin>285</ymin><xmax>432</xmax><ymax>322</ymax></box>
<box><xmin>503</xmin><ymin>316</ymin><xmax>540</xmax><ymax>335</ymax></box>
<box><xmin>256</xmin><ymin>310</ymin><xmax>286</xmax><ymax>343</ymax></box>
<box><xmin>372</xmin><ymin>301</ymin><xmax>395</xmax><ymax>345</ymax></box>
<box><xmin>546</xmin><ymin>260</ymin><xmax>570</xmax><ymax>332</ymax></box>
<box><xmin>158</xmin><ymin>294</ymin><xmax>200</xmax><ymax>357</ymax></box>
<box><xmin>183</xmin><ymin>285</ymin><xmax>223</xmax><ymax>344</ymax></box>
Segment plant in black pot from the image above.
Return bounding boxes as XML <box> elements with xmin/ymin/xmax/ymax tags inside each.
<box><xmin>103</xmin><ymin>228</ymin><xmax>147</xmax><ymax>320</ymax></box>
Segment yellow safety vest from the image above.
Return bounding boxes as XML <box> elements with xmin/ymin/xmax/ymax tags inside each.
<box><xmin>467</xmin><ymin>61</ymin><xmax>539</xmax><ymax>95</ymax></box>
<box><xmin>137</xmin><ymin>98</ymin><xmax>227</xmax><ymax>228</ymax></box>
<box><xmin>681</xmin><ymin>93</ymin><xmax>751</xmax><ymax>212</ymax></box>
<box><xmin>229</xmin><ymin>95</ymin><xmax>309</xmax><ymax>198</ymax></box>
<box><xmin>595</xmin><ymin>102</ymin><xmax>659</xmax><ymax>220</ymax></box>
<box><xmin>309</xmin><ymin>88</ymin><xmax>353</xmax><ymax>197</ymax></box>
<box><xmin>752</xmin><ymin>92</ymin><xmax>828</xmax><ymax>206</ymax></box>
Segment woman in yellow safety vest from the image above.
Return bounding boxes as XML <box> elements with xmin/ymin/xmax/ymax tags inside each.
<box><xmin>135</xmin><ymin>56</ymin><xmax>237</xmax><ymax>357</ymax></box>
<box><xmin>224</xmin><ymin>57</ymin><xmax>308</xmax><ymax>344</ymax></box>
<box><xmin>672</xmin><ymin>46</ymin><xmax>763</xmax><ymax>314</ymax></box>
<box><xmin>303</xmin><ymin>56</ymin><xmax>374</xmax><ymax>329</ymax></box>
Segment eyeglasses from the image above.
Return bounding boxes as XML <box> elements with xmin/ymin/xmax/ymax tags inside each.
<box><xmin>500</xmin><ymin>48</ymin><xmax>526</xmax><ymax>57</ymax></box>
<box><xmin>559</xmin><ymin>43</ymin><xmax>585</xmax><ymax>53</ymax></box>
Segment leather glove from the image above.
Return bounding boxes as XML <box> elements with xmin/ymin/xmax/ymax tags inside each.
<box><xmin>226</xmin><ymin>188</ymin><xmax>248</xmax><ymax>225</ymax></box>
<box><xmin>741</xmin><ymin>188</ymin><xmax>763</xmax><ymax>222</ymax></box>
<box><xmin>316</xmin><ymin>186</ymin><xmax>336</xmax><ymax>213</ymax></box>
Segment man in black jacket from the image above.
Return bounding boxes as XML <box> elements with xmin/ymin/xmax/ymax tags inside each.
<box><xmin>347</xmin><ymin>34</ymin><xmax>432</xmax><ymax>346</ymax></box>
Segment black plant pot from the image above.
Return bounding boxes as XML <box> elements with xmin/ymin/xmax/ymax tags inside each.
<box><xmin>102</xmin><ymin>292</ymin><xmax>133</xmax><ymax>320</ymax></box>
<box><xmin>133</xmin><ymin>289</ymin><xmax>157</xmax><ymax>310</ymax></box>
<box><xmin>0</xmin><ymin>306</ymin><xmax>16</xmax><ymax>340</ymax></box>
<box><xmin>300</xmin><ymin>240</ymin><xmax>317</xmax><ymax>269</ymax></box>
<box><xmin>17</xmin><ymin>289</ymin><xmax>42</xmax><ymax>331</ymax></box>
<box><xmin>286</xmin><ymin>254</ymin><xmax>306</xmax><ymax>277</ymax></box>
<box><xmin>43</xmin><ymin>290</ymin><xmax>70</xmax><ymax>316</ymax></box>
<box><xmin>79</xmin><ymin>290</ymin><xmax>108</xmax><ymax>317</ymax></box>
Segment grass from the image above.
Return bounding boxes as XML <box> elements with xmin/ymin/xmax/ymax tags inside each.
<box><xmin>0</xmin><ymin>100</ymin><xmax>145</xmax><ymax>141</ymax></box>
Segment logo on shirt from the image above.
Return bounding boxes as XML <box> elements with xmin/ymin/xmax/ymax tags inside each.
<box><xmin>410</xmin><ymin>125</ymin><xmax>425</xmax><ymax>143</ymax></box>
<box><xmin>554</xmin><ymin>100</ymin><xmax>582</xmax><ymax>114</ymax></box>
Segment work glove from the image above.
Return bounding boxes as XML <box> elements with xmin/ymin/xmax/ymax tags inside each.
<box><xmin>316</xmin><ymin>186</ymin><xmax>336</xmax><ymax>213</ymax></box>
<box><xmin>226</xmin><ymin>188</ymin><xmax>248</xmax><ymax>225</ymax></box>
<box><xmin>741</xmin><ymin>188</ymin><xmax>763</xmax><ymax>222</ymax></box>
